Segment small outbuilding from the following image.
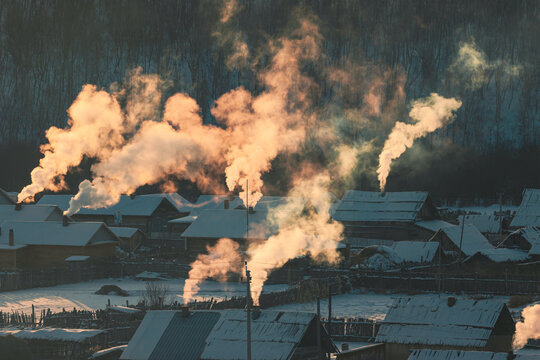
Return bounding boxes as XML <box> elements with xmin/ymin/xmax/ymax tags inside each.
<box><xmin>428</xmin><ymin>224</ymin><xmax>493</xmax><ymax>258</ymax></box>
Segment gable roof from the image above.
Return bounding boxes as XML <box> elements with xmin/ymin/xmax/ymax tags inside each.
<box><xmin>408</xmin><ymin>349</ymin><xmax>509</xmax><ymax>360</ymax></box>
<box><xmin>391</xmin><ymin>241</ymin><xmax>439</xmax><ymax>263</ymax></box>
<box><xmin>415</xmin><ymin>219</ymin><xmax>454</xmax><ymax>233</ymax></box>
<box><xmin>108</xmin><ymin>226</ymin><xmax>141</xmax><ymax>238</ymax></box>
<box><xmin>194</xmin><ymin>195</ymin><xmax>245</xmax><ymax>212</ymax></box>
<box><xmin>0</xmin><ymin>204</ymin><xmax>63</xmax><ymax>222</ymax></box>
<box><xmin>460</xmin><ymin>215</ymin><xmax>501</xmax><ymax>234</ymax></box>
<box><xmin>435</xmin><ymin>224</ymin><xmax>493</xmax><ymax>256</ymax></box>
<box><xmin>0</xmin><ymin>188</ymin><xmax>16</xmax><ymax>205</ymax></box>
<box><xmin>0</xmin><ymin>221</ymin><xmax>118</xmax><ymax>247</ymax></box>
<box><xmin>475</xmin><ymin>248</ymin><xmax>530</xmax><ymax>263</ymax></box>
<box><xmin>500</xmin><ymin>227</ymin><xmax>540</xmax><ymax>249</ymax></box>
<box><xmin>38</xmin><ymin>194</ymin><xmax>179</xmax><ymax>217</ymax></box>
<box><xmin>182</xmin><ymin>209</ymin><xmax>281</xmax><ymax>240</ymax></box>
<box><xmin>138</xmin><ymin>193</ymin><xmax>193</xmax><ymax>213</ymax></box>
<box><xmin>121</xmin><ymin>310</ymin><xmax>334</xmax><ymax>360</ymax></box>
<box><xmin>376</xmin><ymin>296</ymin><xmax>512</xmax><ymax>347</ymax></box>
<box><xmin>511</xmin><ymin>189</ymin><xmax>540</xmax><ymax>228</ymax></box>
<box><xmin>333</xmin><ymin>191</ymin><xmax>436</xmax><ymax>223</ymax></box>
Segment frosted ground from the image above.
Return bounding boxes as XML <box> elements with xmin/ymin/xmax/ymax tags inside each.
<box><xmin>0</xmin><ymin>276</ymin><xmax>289</xmax><ymax>314</ymax></box>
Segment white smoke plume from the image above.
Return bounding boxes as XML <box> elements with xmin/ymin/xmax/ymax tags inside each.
<box><xmin>213</xmin><ymin>0</ymin><xmax>250</xmax><ymax>70</ymax></box>
<box><xmin>182</xmin><ymin>238</ymin><xmax>242</xmax><ymax>304</ymax></box>
<box><xmin>377</xmin><ymin>93</ymin><xmax>462</xmax><ymax>191</ymax></box>
<box><xmin>247</xmin><ymin>173</ymin><xmax>343</xmax><ymax>304</ymax></box>
<box><xmin>514</xmin><ymin>303</ymin><xmax>540</xmax><ymax>349</ymax></box>
<box><xmin>449</xmin><ymin>40</ymin><xmax>521</xmax><ymax>90</ymax></box>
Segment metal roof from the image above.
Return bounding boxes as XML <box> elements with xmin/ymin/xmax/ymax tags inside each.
<box><xmin>0</xmin><ymin>204</ymin><xmax>63</xmax><ymax>222</ymax></box>
<box><xmin>437</xmin><ymin>224</ymin><xmax>493</xmax><ymax>256</ymax></box>
<box><xmin>510</xmin><ymin>189</ymin><xmax>540</xmax><ymax>228</ymax></box>
<box><xmin>109</xmin><ymin>226</ymin><xmax>140</xmax><ymax>238</ymax></box>
<box><xmin>376</xmin><ymin>296</ymin><xmax>510</xmax><ymax>347</ymax></box>
<box><xmin>38</xmin><ymin>194</ymin><xmax>180</xmax><ymax>217</ymax></box>
<box><xmin>121</xmin><ymin>310</ymin><xmax>331</xmax><ymax>360</ymax></box>
<box><xmin>476</xmin><ymin>248</ymin><xmax>529</xmax><ymax>263</ymax></box>
<box><xmin>391</xmin><ymin>241</ymin><xmax>439</xmax><ymax>263</ymax></box>
<box><xmin>0</xmin><ymin>188</ymin><xmax>16</xmax><ymax>205</ymax></box>
<box><xmin>460</xmin><ymin>215</ymin><xmax>501</xmax><ymax>234</ymax></box>
<box><xmin>408</xmin><ymin>349</ymin><xmax>509</xmax><ymax>360</ymax></box>
<box><xmin>415</xmin><ymin>219</ymin><xmax>453</xmax><ymax>232</ymax></box>
<box><xmin>333</xmin><ymin>191</ymin><xmax>430</xmax><ymax>223</ymax></box>
<box><xmin>0</xmin><ymin>221</ymin><xmax>118</xmax><ymax>247</ymax></box>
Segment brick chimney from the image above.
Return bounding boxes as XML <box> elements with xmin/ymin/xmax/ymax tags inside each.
<box><xmin>224</xmin><ymin>199</ymin><xmax>229</xmax><ymax>209</ymax></box>
<box><xmin>9</xmin><ymin>229</ymin><xmax>14</xmax><ymax>246</ymax></box>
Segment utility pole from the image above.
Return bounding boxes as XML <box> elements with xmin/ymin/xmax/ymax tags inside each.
<box><xmin>328</xmin><ymin>280</ymin><xmax>332</xmax><ymax>338</ymax></box>
<box><xmin>246</xmin><ymin>179</ymin><xmax>249</xmax><ymax>240</ymax></box>
<box><xmin>317</xmin><ymin>292</ymin><xmax>322</xmax><ymax>360</ymax></box>
<box><xmin>496</xmin><ymin>192</ymin><xmax>504</xmax><ymax>235</ymax></box>
<box><xmin>245</xmin><ymin>262</ymin><xmax>252</xmax><ymax>360</ymax></box>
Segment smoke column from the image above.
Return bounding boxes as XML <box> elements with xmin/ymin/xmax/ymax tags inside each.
<box><xmin>247</xmin><ymin>173</ymin><xmax>343</xmax><ymax>304</ymax></box>
<box><xmin>514</xmin><ymin>303</ymin><xmax>540</xmax><ymax>349</ymax></box>
<box><xmin>182</xmin><ymin>238</ymin><xmax>242</xmax><ymax>304</ymax></box>
<box><xmin>377</xmin><ymin>93</ymin><xmax>462</xmax><ymax>191</ymax></box>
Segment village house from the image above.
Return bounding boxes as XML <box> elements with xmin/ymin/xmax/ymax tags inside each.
<box><xmin>0</xmin><ymin>220</ymin><xmax>118</xmax><ymax>270</ymax></box>
<box><xmin>0</xmin><ymin>327</ymin><xmax>106</xmax><ymax>360</ymax></box>
<box><xmin>0</xmin><ymin>203</ymin><xmax>63</xmax><ymax>222</ymax></box>
<box><xmin>332</xmin><ymin>191</ymin><xmax>440</xmax><ymax>248</ymax></box>
<box><xmin>120</xmin><ymin>309</ymin><xmax>336</xmax><ymax>360</ymax></box>
<box><xmin>510</xmin><ymin>188</ymin><xmax>540</xmax><ymax>228</ymax></box>
<box><xmin>38</xmin><ymin>194</ymin><xmax>186</xmax><ymax>244</ymax></box>
<box><xmin>108</xmin><ymin>226</ymin><xmax>144</xmax><ymax>253</ymax></box>
<box><xmin>428</xmin><ymin>224</ymin><xmax>493</xmax><ymax>258</ymax></box>
<box><xmin>374</xmin><ymin>297</ymin><xmax>515</xmax><ymax>359</ymax></box>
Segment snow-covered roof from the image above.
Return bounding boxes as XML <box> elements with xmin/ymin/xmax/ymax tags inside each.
<box><xmin>376</xmin><ymin>297</ymin><xmax>511</xmax><ymax>347</ymax></box>
<box><xmin>0</xmin><ymin>221</ymin><xmax>118</xmax><ymax>247</ymax></box>
<box><xmin>194</xmin><ymin>195</ymin><xmax>245</xmax><ymax>212</ymax></box>
<box><xmin>169</xmin><ymin>215</ymin><xmax>198</xmax><ymax>224</ymax></box>
<box><xmin>91</xmin><ymin>345</ymin><xmax>127</xmax><ymax>359</ymax></box>
<box><xmin>0</xmin><ymin>188</ymin><xmax>15</xmax><ymax>205</ymax></box>
<box><xmin>109</xmin><ymin>226</ymin><xmax>140</xmax><ymax>238</ymax></box>
<box><xmin>138</xmin><ymin>193</ymin><xmax>193</xmax><ymax>213</ymax></box>
<box><xmin>333</xmin><ymin>191</ymin><xmax>433</xmax><ymax>223</ymax></box>
<box><xmin>502</xmin><ymin>227</ymin><xmax>540</xmax><ymax>249</ymax></box>
<box><xmin>0</xmin><ymin>204</ymin><xmax>63</xmax><ymax>222</ymax></box>
<box><xmin>108</xmin><ymin>305</ymin><xmax>141</xmax><ymax>314</ymax></box>
<box><xmin>511</xmin><ymin>189</ymin><xmax>540</xmax><ymax>228</ymax></box>
<box><xmin>392</xmin><ymin>241</ymin><xmax>439</xmax><ymax>263</ymax></box>
<box><xmin>436</xmin><ymin>224</ymin><xmax>493</xmax><ymax>256</ymax></box>
<box><xmin>460</xmin><ymin>215</ymin><xmax>501</xmax><ymax>234</ymax></box>
<box><xmin>182</xmin><ymin>209</ymin><xmax>280</xmax><ymax>240</ymax></box>
<box><xmin>121</xmin><ymin>310</ymin><xmax>330</xmax><ymax>360</ymax></box>
<box><xmin>415</xmin><ymin>219</ymin><xmax>453</xmax><ymax>232</ymax></box>
<box><xmin>476</xmin><ymin>248</ymin><xmax>529</xmax><ymax>263</ymax></box>
<box><xmin>0</xmin><ymin>327</ymin><xmax>103</xmax><ymax>342</ymax></box>
<box><xmin>37</xmin><ymin>194</ymin><xmax>180</xmax><ymax>217</ymax></box>
<box><xmin>408</xmin><ymin>349</ymin><xmax>509</xmax><ymax>360</ymax></box>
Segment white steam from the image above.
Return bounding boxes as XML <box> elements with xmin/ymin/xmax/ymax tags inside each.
<box><xmin>514</xmin><ymin>303</ymin><xmax>540</xmax><ymax>349</ymax></box>
<box><xmin>377</xmin><ymin>93</ymin><xmax>462</xmax><ymax>191</ymax></box>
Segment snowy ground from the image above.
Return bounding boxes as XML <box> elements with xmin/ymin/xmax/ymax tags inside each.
<box><xmin>0</xmin><ymin>277</ymin><xmax>290</xmax><ymax>314</ymax></box>
<box><xmin>269</xmin><ymin>290</ymin><xmax>509</xmax><ymax>320</ymax></box>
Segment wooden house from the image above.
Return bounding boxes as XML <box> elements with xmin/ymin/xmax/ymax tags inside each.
<box><xmin>332</xmin><ymin>191</ymin><xmax>440</xmax><ymax>245</ymax></box>
<box><xmin>374</xmin><ymin>297</ymin><xmax>515</xmax><ymax>360</ymax></box>
<box><xmin>0</xmin><ymin>221</ymin><xmax>118</xmax><ymax>270</ymax></box>
<box><xmin>120</xmin><ymin>309</ymin><xmax>336</xmax><ymax>360</ymax></box>
<box><xmin>108</xmin><ymin>226</ymin><xmax>144</xmax><ymax>253</ymax></box>
<box><xmin>510</xmin><ymin>189</ymin><xmax>540</xmax><ymax>228</ymax></box>
<box><xmin>428</xmin><ymin>224</ymin><xmax>493</xmax><ymax>258</ymax></box>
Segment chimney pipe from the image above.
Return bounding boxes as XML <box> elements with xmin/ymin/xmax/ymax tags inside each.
<box><xmin>248</xmin><ymin>206</ymin><xmax>255</xmax><ymax>214</ymax></box>
<box><xmin>252</xmin><ymin>306</ymin><xmax>261</xmax><ymax>320</ymax></box>
<box><xmin>229</xmin><ymin>194</ymin><xmax>234</xmax><ymax>201</ymax></box>
<box><xmin>181</xmin><ymin>306</ymin><xmax>190</xmax><ymax>318</ymax></box>
<box><xmin>14</xmin><ymin>203</ymin><xmax>22</xmax><ymax>211</ymax></box>
<box><xmin>130</xmin><ymin>193</ymin><xmax>136</xmax><ymax>199</ymax></box>
<box><xmin>224</xmin><ymin>199</ymin><xmax>229</xmax><ymax>209</ymax></box>
<box><xmin>9</xmin><ymin>229</ymin><xmax>14</xmax><ymax>246</ymax></box>
<box><xmin>62</xmin><ymin>215</ymin><xmax>69</xmax><ymax>226</ymax></box>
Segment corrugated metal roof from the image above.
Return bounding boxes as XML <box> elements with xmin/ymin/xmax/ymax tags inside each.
<box><xmin>391</xmin><ymin>241</ymin><xmax>439</xmax><ymax>263</ymax></box>
<box><xmin>460</xmin><ymin>215</ymin><xmax>501</xmax><ymax>234</ymax></box>
<box><xmin>0</xmin><ymin>221</ymin><xmax>117</xmax><ymax>246</ymax></box>
<box><xmin>149</xmin><ymin>312</ymin><xmax>220</xmax><ymax>360</ymax></box>
<box><xmin>0</xmin><ymin>204</ymin><xmax>62</xmax><ymax>222</ymax></box>
<box><xmin>333</xmin><ymin>191</ymin><xmax>430</xmax><ymax>223</ymax></box>
<box><xmin>510</xmin><ymin>189</ymin><xmax>540</xmax><ymax>228</ymax></box>
<box><xmin>438</xmin><ymin>224</ymin><xmax>492</xmax><ymax>256</ymax></box>
<box><xmin>376</xmin><ymin>297</ymin><xmax>508</xmax><ymax>347</ymax></box>
<box><xmin>201</xmin><ymin>311</ymin><xmax>315</xmax><ymax>360</ymax></box>
<box><xmin>408</xmin><ymin>349</ymin><xmax>509</xmax><ymax>360</ymax></box>
<box><xmin>38</xmin><ymin>194</ymin><xmax>179</xmax><ymax>217</ymax></box>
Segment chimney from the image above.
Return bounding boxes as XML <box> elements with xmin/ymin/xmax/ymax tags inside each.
<box><xmin>62</xmin><ymin>215</ymin><xmax>69</xmax><ymax>226</ymax></box>
<box><xmin>228</xmin><ymin>194</ymin><xmax>234</xmax><ymax>201</ymax></box>
<box><xmin>181</xmin><ymin>306</ymin><xmax>190</xmax><ymax>318</ymax></box>
<box><xmin>224</xmin><ymin>199</ymin><xmax>229</xmax><ymax>209</ymax></box>
<box><xmin>447</xmin><ymin>297</ymin><xmax>456</xmax><ymax>307</ymax></box>
<box><xmin>9</xmin><ymin>229</ymin><xmax>14</xmax><ymax>246</ymax></box>
<box><xmin>130</xmin><ymin>193</ymin><xmax>136</xmax><ymax>199</ymax></box>
<box><xmin>248</xmin><ymin>206</ymin><xmax>255</xmax><ymax>214</ymax></box>
<box><xmin>14</xmin><ymin>203</ymin><xmax>22</xmax><ymax>211</ymax></box>
<box><xmin>252</xmin><ymin>306</ymin><xmax>261</xmax><ymax>320</ymax></box>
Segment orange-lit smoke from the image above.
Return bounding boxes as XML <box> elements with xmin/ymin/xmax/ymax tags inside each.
<box><xmin>182</xmin><ymin>238</ymin><xmax>242</xmax><ymax>304</ymax></box>
<box><xmin>247</xmin><ymin>173</ymin><xmax>343</xmax><ymax>304</ymax></box>
<box><xmin>514</xmin><ymin>303</ymin><xmax>540</xmax><ymax>349</ymax></box>
<box><xmin>377</xmin><ymin>93</ymin><xmax>462</xmax><ymax>191</ymax></box>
